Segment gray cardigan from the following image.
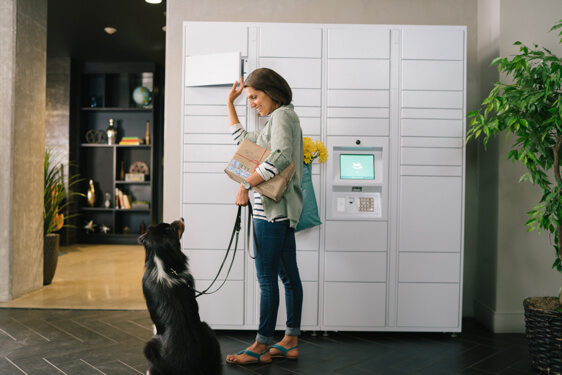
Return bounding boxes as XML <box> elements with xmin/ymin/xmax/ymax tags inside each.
<box><xmin>236</xmin><ymin>104</ymin><xmax>304</xmax><ymax>229</ymax></box>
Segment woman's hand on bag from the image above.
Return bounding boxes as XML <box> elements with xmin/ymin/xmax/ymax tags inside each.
<box><xmin>235</xmin><ymin>183</ymin><xmax>249</xmax><ymax>206</ymax></box>
<box><xmin>228</xmin><ymin>77</ymin><xmax>244</xmax><ymax>105</ymax></box>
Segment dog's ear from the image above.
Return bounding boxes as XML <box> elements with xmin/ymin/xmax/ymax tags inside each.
<box><xmin>138</xmin><ymin>225</ymin><xmax>155</xmax><ymax>246</ymax></box>
<box><xmin>138</xmin><ymin>232</ymin><xmax>147</xmax><ymax>245</ymax></box>
<box><xmin>170</xmin><ymin>218</ymin><xmax>185</xmax><ymax>240</ymax></box>
<box><xmin>139</xmin><ymin>230</ymin><xmax>154</xmax><ymax>264</ymax></box>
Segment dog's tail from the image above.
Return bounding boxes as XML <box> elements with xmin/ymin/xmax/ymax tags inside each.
<box><xmin>144</xmin><ymin>337</ymin><xmax>162</xmax><ymax>364</ymax></box>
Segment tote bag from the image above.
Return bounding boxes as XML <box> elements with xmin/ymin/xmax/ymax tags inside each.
<box><xmin>296</xmin><ymin>163</ymin><xmax>321</xmax><ymax>232</ymax></box>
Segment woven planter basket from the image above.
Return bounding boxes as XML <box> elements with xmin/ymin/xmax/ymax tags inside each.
<box><xmin>524</xmin><ymin>297</ymin><xmax>562</xmax><ymax>374</ymax></box>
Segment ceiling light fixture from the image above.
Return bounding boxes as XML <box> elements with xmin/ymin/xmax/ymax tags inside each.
<box><xmin>145</xmin><ymin>0</ymin><xmax>162</xmax><ymax>4</ymax></box>
<box><xmin>104</xmin><ymin>27</ymin><xmax>117</xmax><ymax>35</ymax></box>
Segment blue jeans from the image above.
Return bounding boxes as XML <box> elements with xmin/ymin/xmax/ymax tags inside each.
<box><xmin>253</xmin><ymin>219</ymin><xmax>303</xmax><ymax>345</ymax></box>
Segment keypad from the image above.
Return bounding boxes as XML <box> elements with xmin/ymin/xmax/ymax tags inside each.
<box><xmin>358</xmin><ymin>197</ymin><xmax>375</xmax><ymax>212</ymax></box>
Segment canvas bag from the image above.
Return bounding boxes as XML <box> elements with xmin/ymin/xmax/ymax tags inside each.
<box><xmin>296</xmin><ymin>162</ymin><xmax>322</xmax><ymax>232</ymax></box>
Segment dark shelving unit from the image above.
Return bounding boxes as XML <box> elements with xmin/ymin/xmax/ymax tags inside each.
<box><xmin>72</xmin><ymin>62</ymin><xmax>163</xmax><ymax>244</ymax></box>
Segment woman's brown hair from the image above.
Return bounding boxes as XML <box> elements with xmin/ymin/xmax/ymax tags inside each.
<box><xmin>244</xmin><ymin>68</ymin><xmax>292</xmax><ymax>106</ymax></box>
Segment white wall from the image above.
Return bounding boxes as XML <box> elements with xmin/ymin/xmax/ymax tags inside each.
<box><xmin>472</xmin><ymin>0</ymin><xmax>501</xmax><ymax>330</ymax></box>
<box><xmin>489</xmin><ymin>0</ymin><xmax>562</xmax><ymax>332</ymax></box>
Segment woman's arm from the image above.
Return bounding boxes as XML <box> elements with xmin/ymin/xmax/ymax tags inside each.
<box><xmin>227</xmin><ymin>78</ymin><xmax>258</xmax><ymax>144</ymax></box>
<box><xmin>265</xmin><ymin>108</ymin><xmax>300</xmax><ymax>172</ymax></box>
<box><xmin>227</xmin><ymin>78</ymin><xmax>244</xmax><ymax>126</ymax></box>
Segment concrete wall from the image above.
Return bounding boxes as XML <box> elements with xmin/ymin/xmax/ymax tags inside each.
<box><xmin>0</xmin><ymin>0</ymin><xmax>47</xmax><ymax>301</ymax></box>
<box><xmin>46</xmin><ymin>58</ymin><xmax>71</xmax><ymax>159</ymax></box>
<box><xmin>45</xmin><ymin>57</ymin><xmax>75</xmax><ymax>246</ymax></box>
<box><xmin>163</xmin><ymin>0</ymin><xmax>481</xmax><ymax>317</ymax></box>
<box><xmin>0</xmin><ymin>0</ymin><xmax>17</xmax><ymax>301</ymax></box>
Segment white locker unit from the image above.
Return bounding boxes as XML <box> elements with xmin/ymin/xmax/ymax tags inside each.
<box><xmin>323</xmin><ymin>27</ymin><xmax>392</xmax><ymax>329</ymax></box>
<box><xmin>181</xmin><ymin>22</ymin><xmax>466</xmax><ymax>332</ymax></box>
<box><xmin>397</xmin><ymin>28</ymin><xmax>465</xmax><ymax>329</ymax></box>
<box><xmin>182</xmin><ymin>23</ymin><xmax>249</xmax><ymax>327</ymax></box>
<box><xmin>256</xmin><ymin>26</ymin><xmax>323</xmax><ymax>330</ymax></box>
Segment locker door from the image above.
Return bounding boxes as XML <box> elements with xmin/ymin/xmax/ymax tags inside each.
<box><xmin>396</xmin><ymin>27</ymin><xmax>465</xmax><ymax>331</ymax></box>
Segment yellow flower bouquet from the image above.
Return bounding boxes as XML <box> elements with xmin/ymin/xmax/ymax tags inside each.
<box><xmin>303</xmin><ymin>137</ymin><xmax>328</xmax><ymax>164</ymax></box>
<box><xmin>298</xmin><ymin>137</ymin><xmax>327</xmax><ymax>232</ymax></box>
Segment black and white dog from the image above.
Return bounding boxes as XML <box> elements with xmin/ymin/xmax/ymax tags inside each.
<box><xmin>139</xmin><ymin>219</ymin><xmax>222</xmax><ymax>375</ymax></box>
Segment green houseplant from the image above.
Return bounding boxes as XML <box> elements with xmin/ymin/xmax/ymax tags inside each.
<box><xmin>43</xmin><ymin>148</ymin><xmax>83</xmax><ymax>285</ymax></box>
<box><xmin>467</xmin><ymin>20</ymin><xmax>562</xmax><ymax>374</ymax></box>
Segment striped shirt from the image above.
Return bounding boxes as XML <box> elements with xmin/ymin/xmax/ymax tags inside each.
<box><xmin>231</xmin><ymin>123</ymin><xmax>288</xmax><ymax>222</ymax></box>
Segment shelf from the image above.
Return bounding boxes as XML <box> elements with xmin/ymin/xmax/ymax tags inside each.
<box><xmin>81</xmin><ymin>144</ymin><xmax>151</xmax><ymax>148</ymax></box>
<box><xmin>81</xmin><ymin>207</ymin><xmax>115</xmax><ymax>212</ymax></box>
<box><xmin>115</xmin><ymin>209</ymin><xmax>151</xmax><ymax>213</ymax></box>
<box><xmin>81</xmin><ymin>107</ymin><xmax>152</xmax><ymax>112</ymax></box>
<box><xmin>77</xmin><ymin>233</ymin><xmax>143</xmax><ymax>245</ymax></box>
<box><xmin>116</xmin><ymin>181</ymin><xmax>150</xmax><ymax>185</ymax></box>
<box><xmin>79</xmin><ymin>207</ymin><xmax>150</xmax><ymax>213</ymax></box>
<box><xmin>75</xmin><ymin>62</ymin><xmax>161</xmax><ymax>245</ymax></box>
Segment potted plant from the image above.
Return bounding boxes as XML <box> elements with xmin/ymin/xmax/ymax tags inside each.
<box><xmin>467</xmin><ymin>20</ymin><xmax>562</xmax><ymax>374</ymax></box>
<box><xmin>43</xmin><ymin>148</ymin><xmax>83</xmax><ymax>285</ymax></box>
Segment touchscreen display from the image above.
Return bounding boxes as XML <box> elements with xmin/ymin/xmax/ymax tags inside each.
<box><xmin>340</xmin><ymin>154</ymin><xmax>375</xmax><ymax>180</ymax></box>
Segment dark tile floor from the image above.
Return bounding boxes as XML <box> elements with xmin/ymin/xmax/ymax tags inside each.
<box><xmin>0</xmin><ymin>309</ymin><xmax>540</xmax><ymax>375</ymax></box>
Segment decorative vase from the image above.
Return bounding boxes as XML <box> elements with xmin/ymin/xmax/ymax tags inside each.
<box><xmin>104</xmin><ymin>192</ymin><xmax>112</xmax><ymax>208</ymax></box>
<box><xmin>146</xmin><ymin>120</ymin><xmax>151</xmax><ymax>145</ymax></box>
<box><xmin>524</xmin><ymin>297</ymin><xmax>562</xmax><ymax>374</ymax></box>
<box><xmin>106</xmin><ymin>118</ymin><xmax>117</xmax><ymax>145</ymax></box>
<box><xmin>87</xmin><ymin>179</ymin><xmax>96</xmax><ymax>207</ymax></box>
<box><xmin>43</xmin><ymin>233</ymin><xmax>60</xmax><ymax>285</ymax></box>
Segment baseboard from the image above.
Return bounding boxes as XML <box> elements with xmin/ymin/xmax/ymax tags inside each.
<box><xmin>473</xmin><ymin>300</ymin><xmax>494</xmax><ymax>331</ymax></box>
<box><xmin>473</xmin><ymin>300</ymin><xmax>526</xmax><ymax>333</ymax></box>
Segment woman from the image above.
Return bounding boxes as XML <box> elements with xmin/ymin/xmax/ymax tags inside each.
<box><xmin>225</xmin><ymin>68</ymin><xmax>304</xmax><ymax>365</ymax></box>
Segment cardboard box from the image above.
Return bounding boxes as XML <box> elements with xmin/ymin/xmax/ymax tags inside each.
<box><xmin>225</xmin><ymin>139</ymin><xmax>296</xmax><ymax>202</ymax></box>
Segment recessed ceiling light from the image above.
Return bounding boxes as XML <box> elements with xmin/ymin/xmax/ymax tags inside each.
<box><xmin>145</xmin><ymin>0</ymin><xmax>162</xmax><ymax>4</ymax></box>
<box><xmin>104</xmin><ymin>27</ymin><xmax>117</xmax><ymax>35</ymax></box>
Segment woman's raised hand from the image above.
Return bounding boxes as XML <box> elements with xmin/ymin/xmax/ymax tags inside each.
<box><xmin>228</xmin><ymin>77</ymin><xmax>244</xmax><ymax>105</ymax></box>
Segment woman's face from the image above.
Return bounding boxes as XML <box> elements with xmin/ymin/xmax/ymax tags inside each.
<box><xmin>245</xmin><ymin>86</ymin><xmax>277</xmax><ymax>117</ymax></box>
